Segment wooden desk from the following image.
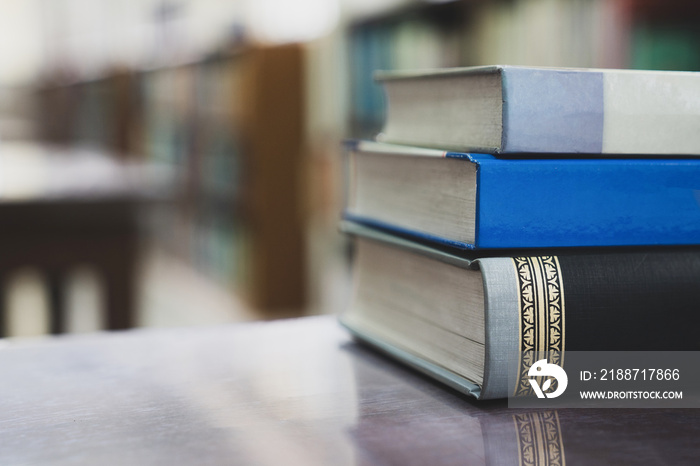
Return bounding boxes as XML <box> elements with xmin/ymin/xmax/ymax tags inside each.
<box><xmin>1</xmin><ymin>316</ymin><xmax>698</xmax><ymax>465</ymax></box>
<box><xmin>0</xmin><ymin>143</ymin><xmax>167</xmax><ymax>336</ymax></box>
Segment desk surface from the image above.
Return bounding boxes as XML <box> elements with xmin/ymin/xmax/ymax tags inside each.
<box><xmin>1</xmin><ymin>316</ymin><xmax>698</xmax><ymax>465</ymax></box>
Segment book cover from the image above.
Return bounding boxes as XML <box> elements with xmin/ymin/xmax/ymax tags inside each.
<box><xmin>378</xmin><ymin>65</ymin><xmax>700</xmax><ymax>155</ymax></box>
<box><xmin>341</xmin><ymin>222</ymin><xmax>700</xmax><ymax>399</ymax></box>
<box><xmin>344</xmin><ymin>141</ymin><xmax>700</xmax><ymax>249</ymax></box>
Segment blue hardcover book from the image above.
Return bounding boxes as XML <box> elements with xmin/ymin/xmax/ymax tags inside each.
<box><xmin>377</xmin><ymin>65</ymin><xmax>700</xmax><ymax>155</ymax></box>
<box><xmin>344</xmin><ymin>140</ymin><xmax>700</xmax><ymax>249</ymax></box>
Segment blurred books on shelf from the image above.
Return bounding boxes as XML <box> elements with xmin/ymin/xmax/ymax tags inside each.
<box><xmin>34</xmin><ymin>43</ymin><xmax>308</xmax><ymax>315</ymax></box>
<box><xmin>22</xmin><ymin>0</ymin><xmax>700</xmax><ymax>323</ymax></box>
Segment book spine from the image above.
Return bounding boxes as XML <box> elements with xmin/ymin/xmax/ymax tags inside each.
<box><xmin>501</xmin><ymin>67</ymin><xmax>605</xmax><ymax>153</ymax></box>
<box><xmin>475</xmin><ymin>156</ymin><xmax>700</xmax><ymax>248</ymax></box>
<box><xmin>480</xmin><ymin>250</ymin><xmax>700</xmax><ymax>399</ymax></box>
<box><xmin>477</xmin><ymin>257</ymin><xmax>520</xmax><ymax>399</ymax></box>
<box><xmin>501</xmin><ymin>67</ymin><xmax>700</xmax><ymax>155</ymax></box>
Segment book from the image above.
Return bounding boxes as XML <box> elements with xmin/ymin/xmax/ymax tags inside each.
<box><xmin>343</xmin><ymin>140</ymin><xmax>700</xmax><ymax>249</ymax></box>
<box><xmin>340</xmin><ymin>222</ymin><xmax>700</xmax><ymax>399</ymax></box>
<box><xmin>377</xmin><ymin>65</ymin><xmax>700</xmax><ymax>155</ymax></box>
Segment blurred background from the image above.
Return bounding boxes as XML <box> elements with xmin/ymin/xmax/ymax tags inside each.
<box><xmin>0</xmin><ymin>0</ymin><xmax>698</xmax><ymax>337</ymax></box>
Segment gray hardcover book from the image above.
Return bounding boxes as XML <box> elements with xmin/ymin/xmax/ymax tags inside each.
<box><xmin>377</xmin><ymin>65</ymin><xmax>700</xmax><ymax>155</ymax></box>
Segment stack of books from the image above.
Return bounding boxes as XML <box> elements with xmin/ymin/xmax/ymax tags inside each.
<box><xmin>340</xmin><ymin>65</ymin><xmax>700</xmax><ymax>399</ymax></box>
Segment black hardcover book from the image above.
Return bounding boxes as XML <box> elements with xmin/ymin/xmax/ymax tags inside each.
<box><xmin>341</xmin><ymin>222</ymin><xmax>700</xmax><ymax>399</ymax></box>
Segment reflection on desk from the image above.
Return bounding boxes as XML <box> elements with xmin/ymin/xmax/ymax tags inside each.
<box><xmin>0</xmin><ymin>316</ymin><xmax>699</xmax><ymax>465</ymax></box>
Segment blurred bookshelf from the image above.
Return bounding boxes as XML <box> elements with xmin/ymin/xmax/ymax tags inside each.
<box><xmin>34</xmin><ymin>43</ymin><xmax>308</xmax><ymax>316</ymax></box>
<box><xmin>18</xmin><ymin>0</ymin><xmax>700</xmax><ymax>324</ymax></box>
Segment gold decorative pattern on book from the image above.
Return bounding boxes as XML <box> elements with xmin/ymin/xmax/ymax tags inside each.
<box><xmin>513</xmin><ymin>256</ymin><xmax>565</xmax><ymax>397</ymax></box>
<box><xmin>513</xmin><ymin>411</ymin><xmax>566</xmax><ymax>466</ymax></box>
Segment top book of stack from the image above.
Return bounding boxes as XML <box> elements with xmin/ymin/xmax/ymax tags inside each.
<box><xmin>377</xmin><ymin>65</ymin><xmax>700</xmax><ymax>155</ymax></box>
